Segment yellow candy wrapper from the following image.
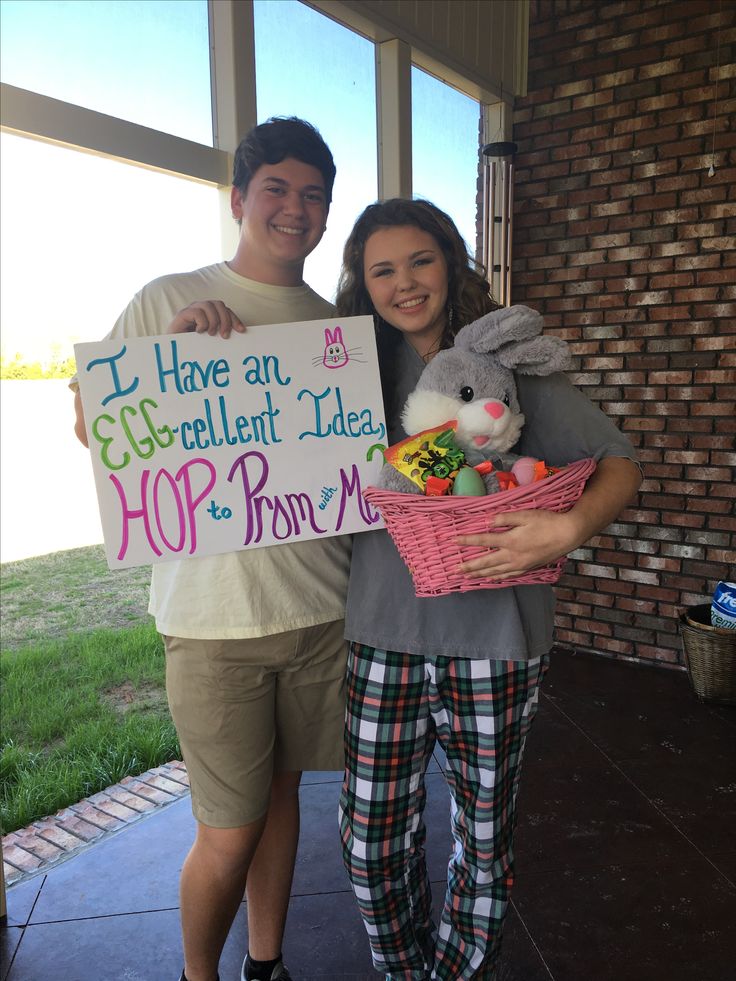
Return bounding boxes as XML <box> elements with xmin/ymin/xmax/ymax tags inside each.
<box><xmin>383</xmin><ymin>422</ymin><xmax>466</xmax><ymax>492</ymax></box>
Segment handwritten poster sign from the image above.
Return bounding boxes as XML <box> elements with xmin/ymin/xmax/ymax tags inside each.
<box><xmin>74</xmin><ymin>316</ymin><xmax>386</xmax><ymax>569</ymax></box>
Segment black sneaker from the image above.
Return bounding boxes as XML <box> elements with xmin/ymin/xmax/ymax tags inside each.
<box><xmin>241</xmin><ymin>957</ymin><xmax>292</xmax><ymax>981</ymax></box>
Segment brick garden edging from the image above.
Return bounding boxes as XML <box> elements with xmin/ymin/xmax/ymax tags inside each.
<box><xmin>2</xmin><ymin>760</ymin><xmax>190</xmax><ymax>887</ymax></box>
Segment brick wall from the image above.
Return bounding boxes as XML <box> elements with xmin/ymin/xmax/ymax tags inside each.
<box><xmin>512</xmin><ymin>0</ymin><xmax>735</xmax><ymax>666</ymax></box>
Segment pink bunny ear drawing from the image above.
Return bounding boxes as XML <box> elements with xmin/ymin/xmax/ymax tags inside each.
<box><xmin>322</xmin><ymin>324</ymin><xmax>350</xmax><ymax>368</ymax></box>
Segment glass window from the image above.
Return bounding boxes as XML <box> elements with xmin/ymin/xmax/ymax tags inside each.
<box><xmin>0</xmin><ymin>134</ymin><xmax>222</xmax><ymax>563</ymax></box>
<box><xmin>412</xmin><ymin>67</ymin><xmax>481</xmax><ymax>260</ymax></box>
<box><xmin>0</xmin><ymin>0</ymin><xmax>212</xmax><ymax>145</ymax></box>
<box><xmin>254</xmin><ymin>0</ymin><xmax>377</xmax><ymax>301</ymax></box>
<box><xmin>0</xmin><ymin>133</ymin><xmax>221</xmax><ymax>367</ymax></box>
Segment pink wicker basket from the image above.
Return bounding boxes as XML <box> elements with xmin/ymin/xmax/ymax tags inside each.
<box><xmin>363</xmin><ymin>457</ymin><xmax>597</xmax><ymax>597</ymax></box>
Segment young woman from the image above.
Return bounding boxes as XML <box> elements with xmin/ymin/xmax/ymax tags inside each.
<box><xmin>335</xmin><ymin>199</ymin><xmax>641</xmax><ymax>981</ymax></box>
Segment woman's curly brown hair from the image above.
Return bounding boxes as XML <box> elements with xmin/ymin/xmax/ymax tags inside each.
<box><xmin>335</xmin><ymin>198</ymin><xmax>498</xmax><ymax>351</ymax></box>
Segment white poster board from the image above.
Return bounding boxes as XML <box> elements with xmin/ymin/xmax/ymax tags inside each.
<box><xmin>74</xmin><ymin>316</ymin><xmax>386</xmax><ymax>569</ymax></box>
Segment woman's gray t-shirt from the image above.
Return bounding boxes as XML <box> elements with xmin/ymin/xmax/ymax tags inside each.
<box><xmin>345</xmin><ymin>336</ymin><xmax>637</xmax><ymax>661</ymax></box>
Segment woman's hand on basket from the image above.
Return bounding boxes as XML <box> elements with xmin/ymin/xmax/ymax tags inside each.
<box><xmin>455</xmin><ymin>509</ymin><xmax>579</xmax><ymax>579</ymax></box>
<box><xmin>455</xmin><ymin>457</ymin><xmax>642</xmax><ymax>579</ymax></box>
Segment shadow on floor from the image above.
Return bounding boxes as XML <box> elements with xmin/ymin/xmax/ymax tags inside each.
<box><xmin>2</xmin><ymin>648</ymin><xmax>734</xmax><ymax>980</ymax></box>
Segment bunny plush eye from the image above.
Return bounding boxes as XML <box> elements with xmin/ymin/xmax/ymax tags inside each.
<box><xmin>460</xmin><ymin>386</ymin><xmax>474</xmax><ymax>402</ymax></box>
<box><xmin>502</xmin><ymin>393</ymin><xmax>510</xmax><ymax>406</ymax></box>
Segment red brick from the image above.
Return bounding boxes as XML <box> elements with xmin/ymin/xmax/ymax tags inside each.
<box><xmin>677</xmin><ymin>222</ymin><xmax>726</xmax><ymax>240</ymax></box>
<box><xmin>105</xmin><ymin>787</ymin><xmax>157</xmax><ymax>813</ymax></box>
<box><xmin>595</xmin><ymin>101</ymin><xmax>638</xmax><ymax>122</ymax></box>
<box><xmin>567</xmin><ymin>187</ymin><xmax>610</xmax><ymax>205</ymax></box>
<box><xmin>596</xmin><ymin>68</ymin><xmax>637</xmax><ymax>89</ymax></box>
<box><xmin>639</xmin><ymin>57</ymin><xmax>684</xmax><ymax>79</ymax></box>
<box><xmin>638</xmin><ymin>93</ymin><xmax>682</xmax><ymax>113</ymax></box>
<box><xmin>158</xmin><ymin>761</ymin><xmax>189</xmax><ymax>785</ymax></box>
<box><xmin>32</xmin><ymin>822</ymin><xmax>86</xmax><ymax>852</ymax></box>
<box><xmin>10</xmin><ymin>831</ymin><xmax>65</xmax><ymax>863</ymax></box>
<box><xmin>658</xmin><ymin>138</ymin><xmax>711</xmax><ymax>159</ymax></box>
<box><xmin>654</xmin><ymin>174</ymin><xmax>700</xmax><ymax>193</ymax></box>
<box><xmin>681</xmin><ymin>118</ymin><xmax>732</xmax><ymax>138</ymax></box>
<box><xmin>661</xmin><ymin>70</ymin><xmax>709</xmax><ymax>94</ymax></box>
<box><xmin>700</xmin><ymin>237</ymin><xmax>736</xmax><ymax>253</ymax></box>
<box><xmin>85</xmin><ymin>795</ymin><xmax>143</xmax><ymax>822</ymax></box>
<box><xmin>664</xmin><ymin>36</ymin><xmax>710</xmax><ymax>58</ymax></box>
<box><xmin>52</xmin><ymin>813</ymin><xmax>104</xmax><ymax>842</ymax></box>
<box><xmin>675</xmin><ymin>255</ymin><xmax>722</xmax><ymax>271</ymax></box>
<box><xmin>639</xmin><ymin>22</ymin><xmax>689</xmax><ymax>46</ymax></box>
<box><xmin>119</xmin><ymin>778</ymin><xmax>177</xmax><ymax>805</ymax></box>
<box><xmin>630</xmin><ymin>258</ymin><xmax>675</xmax><ymax>275</ymax></box>
<box><xmin>550</xmin><ymin>142</ymin><xmax>594</xmax><ymax>162</ymax></box>
<box><xmin>660</xmin><ymin>106</ymin><xmax>707</xmax><ymax>127</ymax></box>
<box><xmin>3</xmin><ymin>861</ymin><xmax>26</xmax><ymax>886</ymax></box>
<box><xmin>613</xmin><ymin>114</ymin><xmax>659</xmax><ymax>134</ymax></box>
<box><xmin>606</xmin><ymin>245</ymin><xmax>652</xmax><ymax>262</ymax></box>
<box><xmin>534</xmin><ymin>98</ymin><xmax>573</xmax><ymax>119</ymax></box>
<box><xmin>570</xmin><ymin>154</ymin><xmax>614</xmax><ymax>173</ymax></box>
<box><xmin>69</xmin><ymin>802</ymin><xmax>125</xmax><ymax>832</ymax></box>
<box><xmin>590</xmin><ymin>200</ymin><xmax>634</xmax><ymax>217</ymax></box>
<box><xmin>694</xmin><ymin>337</ymin><xmax>734</xmax><ymax>351</ymax></box>
<box><xmin>1</xmin><ymin>843</ymin><xmax>43</xmax><ymax>873</ymax></box>
<box><xmin>553</xmin><ymin>79</ymin><xmax>594</xmax><ymax>99</ymax></box>
<box><xmin>674</xmin><ymin>287</ymin><xmax>721</xmax><ymax>303</ymax></box>
<box><xmin>140</xmin><ymin>773</ymin><xmax>189</xmax><ymax>797</ymax></box>
<box><xmin>652</xmin><ymin>242</ymin><xmax>698</xmax><ymax>258</ymax></box>
<box><xmin>633</xmin><ymin>160</ymin><xmax>679</xmax><ymax>179</ymax></box>
<box><xmin>573</xmin><ymin>89</ymin><xmax>615</xmax><ymax>110</ymax></box>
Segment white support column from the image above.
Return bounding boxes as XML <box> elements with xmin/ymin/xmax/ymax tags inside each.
<box><xmin>482</xmin><ymin>101</ymin><xmax>514</xmax><ymax>148</ymax></box>
<box><xmin>375</xmin><ymin>38</ymin><xmax>412</xmax><ymax>201</ymax></box>
<box><xmin>209</xmin><ymin>0</ymin><xmax>258</xmax><ymax>257</ymax></box>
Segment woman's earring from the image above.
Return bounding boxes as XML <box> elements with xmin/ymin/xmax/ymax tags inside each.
<box><xmin>447</xmin><ymin>303</ymin><xmax>455</xmax><ymax>330</ymax></box>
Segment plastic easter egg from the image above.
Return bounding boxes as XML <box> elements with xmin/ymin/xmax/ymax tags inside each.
<box><xmin>511</xmin><ymin>457</ymin><xmax>538</xmax><ymax>486</ymax></box>
<box><xmin>451</xmin><ymin>466</ymin><xmax>487</xmax><ymax>496</ymax></box>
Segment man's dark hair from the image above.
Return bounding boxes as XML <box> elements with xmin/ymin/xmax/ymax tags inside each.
<box><xmin>232</xmin><ymin>116</ymin><xmax>336</xmax><ymax>205</ymax></box>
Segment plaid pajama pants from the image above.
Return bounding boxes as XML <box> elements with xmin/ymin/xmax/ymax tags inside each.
<box><xmin>339</xmin><ymin>643</ymin><xmax>549</xmax><ymax>981</ymax></box>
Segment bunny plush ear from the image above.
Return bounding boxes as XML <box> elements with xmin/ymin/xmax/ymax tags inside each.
<box><xmin>454</xmin><ymin>304</ymin><xmax>544</xmax><ymax>355</ymax></box>
<box><xmin>496</xmin><ymin>335</ymin><xmax>572</xmax><ymax>376</ymax></box>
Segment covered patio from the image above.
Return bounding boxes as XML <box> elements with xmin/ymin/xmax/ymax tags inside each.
<box><xmin>3</xmin><ymin>648</ymin><xmax>734</xmax><ymax>981</ymax></box>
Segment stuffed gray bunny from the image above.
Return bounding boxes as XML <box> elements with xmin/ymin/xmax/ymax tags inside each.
<box><xmin>377</xmin><ymin>304</ymin><xmax>571</xmax><ymax>494</ymax></box>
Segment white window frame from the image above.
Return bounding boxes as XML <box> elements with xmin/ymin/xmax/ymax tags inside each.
<box><xmin>1</xmin><ymin>0</ymin><xmax>517</xmax><ymax>259</ymax></box>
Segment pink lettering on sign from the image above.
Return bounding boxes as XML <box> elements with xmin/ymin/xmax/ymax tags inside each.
<box><xmin>227</xmin><ymin>450</ymin><xmax>328</xmax><ymax>544</ymax></box>
<box><xmin>109</xmin><ymin>458</ymin><xmax>217</xmax><ymax>560</ymax></box>
<box><xmin>335</xmin><ymin>464</ymin><xmax>381</xmax><ymax>531</ymax></box>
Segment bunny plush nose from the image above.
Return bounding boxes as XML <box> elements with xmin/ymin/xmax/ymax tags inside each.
<box><xmin>484</xmin><ymin>401</ymin><xmax>505</xmax><ymax>420</ymax></box>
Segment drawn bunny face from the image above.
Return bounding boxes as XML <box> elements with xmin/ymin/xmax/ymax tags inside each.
<box><xmin>322</xmin><ymin>326</ymin><xmax>349</xmax><ymax>368</ymax></box>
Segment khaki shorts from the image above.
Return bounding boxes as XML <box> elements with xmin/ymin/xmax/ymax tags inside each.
<box><xmin>165</xmin><ymin>620</ymin><xmax>347</xmax><ymax>828</ymax></box>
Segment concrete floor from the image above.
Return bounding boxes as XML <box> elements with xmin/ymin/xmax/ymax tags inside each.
<box><xmin>2</xmin><ymin>648</ymin><xmax>735</xmax><ymax>981</ymax></box>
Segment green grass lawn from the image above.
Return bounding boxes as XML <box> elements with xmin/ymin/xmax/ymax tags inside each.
<box><xmin>1</xmin><ymin>547</ymin><xmax>180</xmax><ymax>833</ymax></box>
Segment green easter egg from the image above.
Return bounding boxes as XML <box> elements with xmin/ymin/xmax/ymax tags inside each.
<box><xmin>451</xmin><ymin>466</ymin><xmax>487</xmax><ymax>496</ymax></box>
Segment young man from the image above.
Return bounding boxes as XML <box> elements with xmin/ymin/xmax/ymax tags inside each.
<box><xmin>73</xmin><ymin>118</ymin><xmax>349</xmax><ymax>981</ymax></box>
